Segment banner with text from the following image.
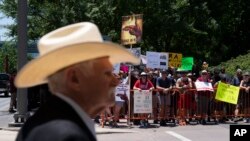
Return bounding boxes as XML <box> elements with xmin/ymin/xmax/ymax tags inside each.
<box><xmin>146</xmin><ymin>51</ymin><xmax>168</xmax><ymax>69</ymax></box>
<box><xmin>121</xmin><ymin>14</ymin><xmax>143</xmax><ymax>45</ymax></box>
<box><xmin>215</xmin><ymin>82</ymin><xmax>240</xmax><ymax>104</ymax></box>
<box><xmin>168</xmin><ymin>53</ymin><xmax>182</xmax><ymax>68</ymax></box>
<box><xmin>133</xmin><ymin>90</ymin><xmax>152</xmax><ymax>113</ymax></box>
<box><xmin>195</xmin><ymin>81</ymin><xmax>214</xmax><ymax>92</ymax></box>
<box><xmin>115</xmin><ymin>84</ymin><xmax>130</xmax><ymax>102</ymax></box>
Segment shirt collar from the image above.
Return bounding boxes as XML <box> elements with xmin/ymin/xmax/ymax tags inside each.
<box><xmin>56</xmin><ymin>93</ymin><xmax>96</xmax><ymax>139</ymax></box>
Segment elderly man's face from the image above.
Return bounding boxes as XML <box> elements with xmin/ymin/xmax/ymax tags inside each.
<box><xmin>77</xmin><ymin>58</ymin><xmax>119</xmax><ymax>116</ymax></box>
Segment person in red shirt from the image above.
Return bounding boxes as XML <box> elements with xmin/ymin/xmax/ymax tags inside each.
<box><xmin>133</xmin><ymin>72</ymin><xmax>154</xmax><ymax>127</ymax></box>
<box><xmin>133</xmin><ymin>72</ymin><xmax>154</xmax><ymax>91</ymax></box>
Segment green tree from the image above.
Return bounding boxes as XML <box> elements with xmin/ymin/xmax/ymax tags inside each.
<box><xmin>0</xmin><ymin>41</ymin><xmax>17</xmax><ymax>73</ymax></box>
<box><xmin>0</xmin><ymin>0</ymin><xmax>249</xmax><ymax>68</ymax></box>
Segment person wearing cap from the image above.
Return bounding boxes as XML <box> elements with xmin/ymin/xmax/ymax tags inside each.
<box><xmin>15</xmin><ymin>22</ymin><xmax>139</xmax><ymax>141</ymax></box>
<box><xmin>238</xmin><ymin>71</ymin><xmax>250</xmax><ymax>122</ymax></box>
<box><xmin>231</xmin><ymin>69</ymin><xmax>243</xmax><ymax>86</ymax></box>
<box><xmin>156</xmin><ymin>70</ymin><xmax>174</xmax><ymax>126</ymax></box>
<box><xmin>196</xmin><ymin>70</ymin><xmax>211</xmax><ymax>83</ymax></box>
<box><xmin>196</xmin><ymin>70</ymin><xmax>213</xmax><ymax>120</ymax></box>
<box><xmin>133</xmin><ymin>72</ymin><xmax>154</xmax><ymax>127</ymax></box>
<box><xmin>240</xmin><ymin>72</ymin><xmax>250</xmax><ymax>93</ymax></box>
<box><xmin>133</xmin><ymin>72</ymin><xmax>154</xmax><ymax>91</ymax></box>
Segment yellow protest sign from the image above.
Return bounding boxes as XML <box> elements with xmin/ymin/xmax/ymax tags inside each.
<box><xmin>215</xmin><ymin>82</ymin><xmax>240</xmax><ymax>104</ymax></box>
<box><xmin>168</xmin><ymin>53</ymin><xmax>182</xmax><ymax>68</ymax></box>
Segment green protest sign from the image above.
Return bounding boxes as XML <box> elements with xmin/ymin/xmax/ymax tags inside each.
<box><xmin>215</xmin><ymin>82</ymin><xmax>240</xmax><ymax>104</ymax></box>
<box><xmin>177</xmin><ymin>57</ymin><xmax>193</xmax><ymax>71</ymax></box>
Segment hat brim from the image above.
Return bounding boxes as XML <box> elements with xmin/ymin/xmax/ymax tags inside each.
<box><xmin>15</xmin><ymin>42</ymin><xmax>140</xmax><ymax>88</ymax></box>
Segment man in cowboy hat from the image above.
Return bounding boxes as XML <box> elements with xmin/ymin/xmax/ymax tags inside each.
<box><xmin>15</xmin><ymin>22</ymin><xmax>139</xmax><ymax>141</ymax></box>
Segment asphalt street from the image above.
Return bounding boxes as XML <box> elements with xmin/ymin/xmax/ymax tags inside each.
<box><xmin>0</xmin><ymin>94</ymin><xmax>246</xmax><ymax>141</ymax></box>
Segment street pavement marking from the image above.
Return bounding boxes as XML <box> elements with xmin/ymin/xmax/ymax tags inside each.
<box><xmin>166</xmin><ymin>131</ymin><xmax>192</xmax><ymax>141</ymax></box>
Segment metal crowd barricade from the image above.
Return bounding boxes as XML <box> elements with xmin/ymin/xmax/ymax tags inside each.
<box><xmin>237</xmin><ymin>89</ymin><xmax>250</xmax><ymax>119</ymax></box>
<box><xmin>126</xmin><ymin>87</ymin><xmax>250</xmax><ymax>126</ymax></box>
<box><xmin>170</xmin><ymin>88</ymin><xmax>198</xmax><ymax>124</ymax></box>
<box><xmin>158</xmin><ymin>89</ymin><xmax>179</xmax><ymax>121</ymax></box>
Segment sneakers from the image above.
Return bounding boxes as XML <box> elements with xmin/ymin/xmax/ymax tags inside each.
<box><xmin>9</xmin><ymin>109</ymin><xmax>16</xmax><ymax>113</ymax></box>
<box><xmin>153</xmin><ymin>119</ymin><xmax>158</xmax><ymax>124</ymax></box>
<box><xmin>94</xmin><ymin>116</ymin><xmax>100</xmax><ymax>124</ymax></box>
<box><xmin>139</xmin><ymin>120</ymin><xmax>149</xmax><ymax>128</ymax></box>
<box><xmin>160</xmin><ymin>120</ymin><xmax>166</xmax><ymax>126</ymax></box>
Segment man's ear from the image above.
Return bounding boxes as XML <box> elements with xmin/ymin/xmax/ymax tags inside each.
<box><xmin>65</xmin><ymin>67</ymin><xmax>81</xmax><ymax>91</ymax></box>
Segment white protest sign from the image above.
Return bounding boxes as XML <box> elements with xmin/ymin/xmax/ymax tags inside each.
<box><xmin>133</xmin><ymin>90</ymin><xmax>152</xmax><ymax>113</ymax></box>
<box><xmin>195</xmin><ymin>81</ymin><xmax>214</xmax><ymax>92</ymax></box>
<box><xmin>159</xmin><ymin>52</ymin><xmax>169</xmax><ymax>69</ymax></box>
<box><xmin>115</xmin><ymin>83</ymin><xmax>130</xmax><ymax>102</ymax></box>
<box><xmin>146</xmin><ymin>51</ymin><xmax>160</xmax><ymax>69</ymax></box>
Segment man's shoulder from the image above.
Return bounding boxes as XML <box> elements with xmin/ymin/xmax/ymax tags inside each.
<box><xmin>24</xmin><ymin>120</ymin><xmax>93</xmax><ymax>141</ymax></box>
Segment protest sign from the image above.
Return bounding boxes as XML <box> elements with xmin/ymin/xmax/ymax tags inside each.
<box><xmin>195</xmin><ymin>81</ymin><xmax>214</xmax><ymax>92</ymax></box>
<box><xmin>133</xmin><ymin>90</ymin><xmax>152</xmax><ymax>113</ymax></box>
<box><xmin>169</xmin><ymin>53</ymin><xmax>182</xmax><ymax>68</ymax></box>
<box><xmin>215</xmin><ymin>82</ymin><xmax>240</xmax><ymax>104</ymax></box>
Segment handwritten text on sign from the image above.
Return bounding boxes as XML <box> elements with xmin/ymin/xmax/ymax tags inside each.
<box><xmin>215</xmin><ymin>82</ymin><xmax>240</xmax><ymax>105</ymax></box>
<box><xmin>133</xmin><ymin>90</ymin><xmax>152</xmax><ymax>113</ymax></box>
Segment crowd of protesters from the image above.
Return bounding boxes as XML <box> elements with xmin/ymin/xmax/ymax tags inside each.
<box><xmin>8</xmin><ymin>62</ymin><xmax>250</xmax><ymax>126</ymax></box>
<box><xmin>96</xmin><ymin>63</ymin><xmax>250</xmax><ymax>127</ymax></box>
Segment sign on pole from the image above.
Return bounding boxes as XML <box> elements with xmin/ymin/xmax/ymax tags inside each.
<box><xmin>121</xmin><ymin>14</ymin><xmax>143</xmax><ymax>45</ymax></box>
<box><xmin>133</xmin><ymin>90</ymin><xmax>152</xmax><ymax>113</ymax></box>
<box><xmin>215</xmin><ymin>82</ymin><xmax>240</xmax><ymax>104</ymax></box>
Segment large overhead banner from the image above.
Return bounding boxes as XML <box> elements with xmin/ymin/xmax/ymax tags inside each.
<box><xmin>121</xmin><ymin>14</ymin><xmax>143</xmax><ymax>45</ymax></box>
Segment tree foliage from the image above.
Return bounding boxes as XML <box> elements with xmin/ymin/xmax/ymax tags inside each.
<box><xmin>0</xmin><ymin>41</ymin><xmax>17</xmax><ymax>73</ymax></box>
<box><xmin>0</xmin><ymin>0</ymin><xmax>249</xmax><ymax>68</ymax></box>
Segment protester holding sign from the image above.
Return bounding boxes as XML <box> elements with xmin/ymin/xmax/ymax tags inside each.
<box><xmin>133</xmin><ymin>72</ymin><xmax>154</xmax><ymax>91</ymax></box>
<box><xmin>196</xmin><ymin>70</ymin><xmax>213</xmax><ymax>119</ymax></box>
<box><xmin>113</xmin><ymin>72</ymin><xmax>129</xmax><ymax>127</ymax></box>
<box><xmin>133</xmin><ymin>72</ymin><xmax>154</xmax><ymax>127</ymax></box>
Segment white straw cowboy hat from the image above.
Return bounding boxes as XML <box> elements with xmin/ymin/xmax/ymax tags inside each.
<box><xmin>15</xmin><ymin>22</ymin><xmax>140</xmax><ymax>88</ymax></box>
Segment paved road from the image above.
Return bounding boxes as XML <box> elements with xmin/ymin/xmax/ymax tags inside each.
<box><xmin>0</xmin><ymin>95</ymin><xmax>246</xmax><ymax>141</ymax></box>
<box><xmin>0</xmin><ymin>93</ymin><xmax>15</xmax><ymax>128</ymax></box>
<box><xmin>97</xmin><ymin>121</ymin><xmax>230</xmax><ymax>141</ymax></box>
